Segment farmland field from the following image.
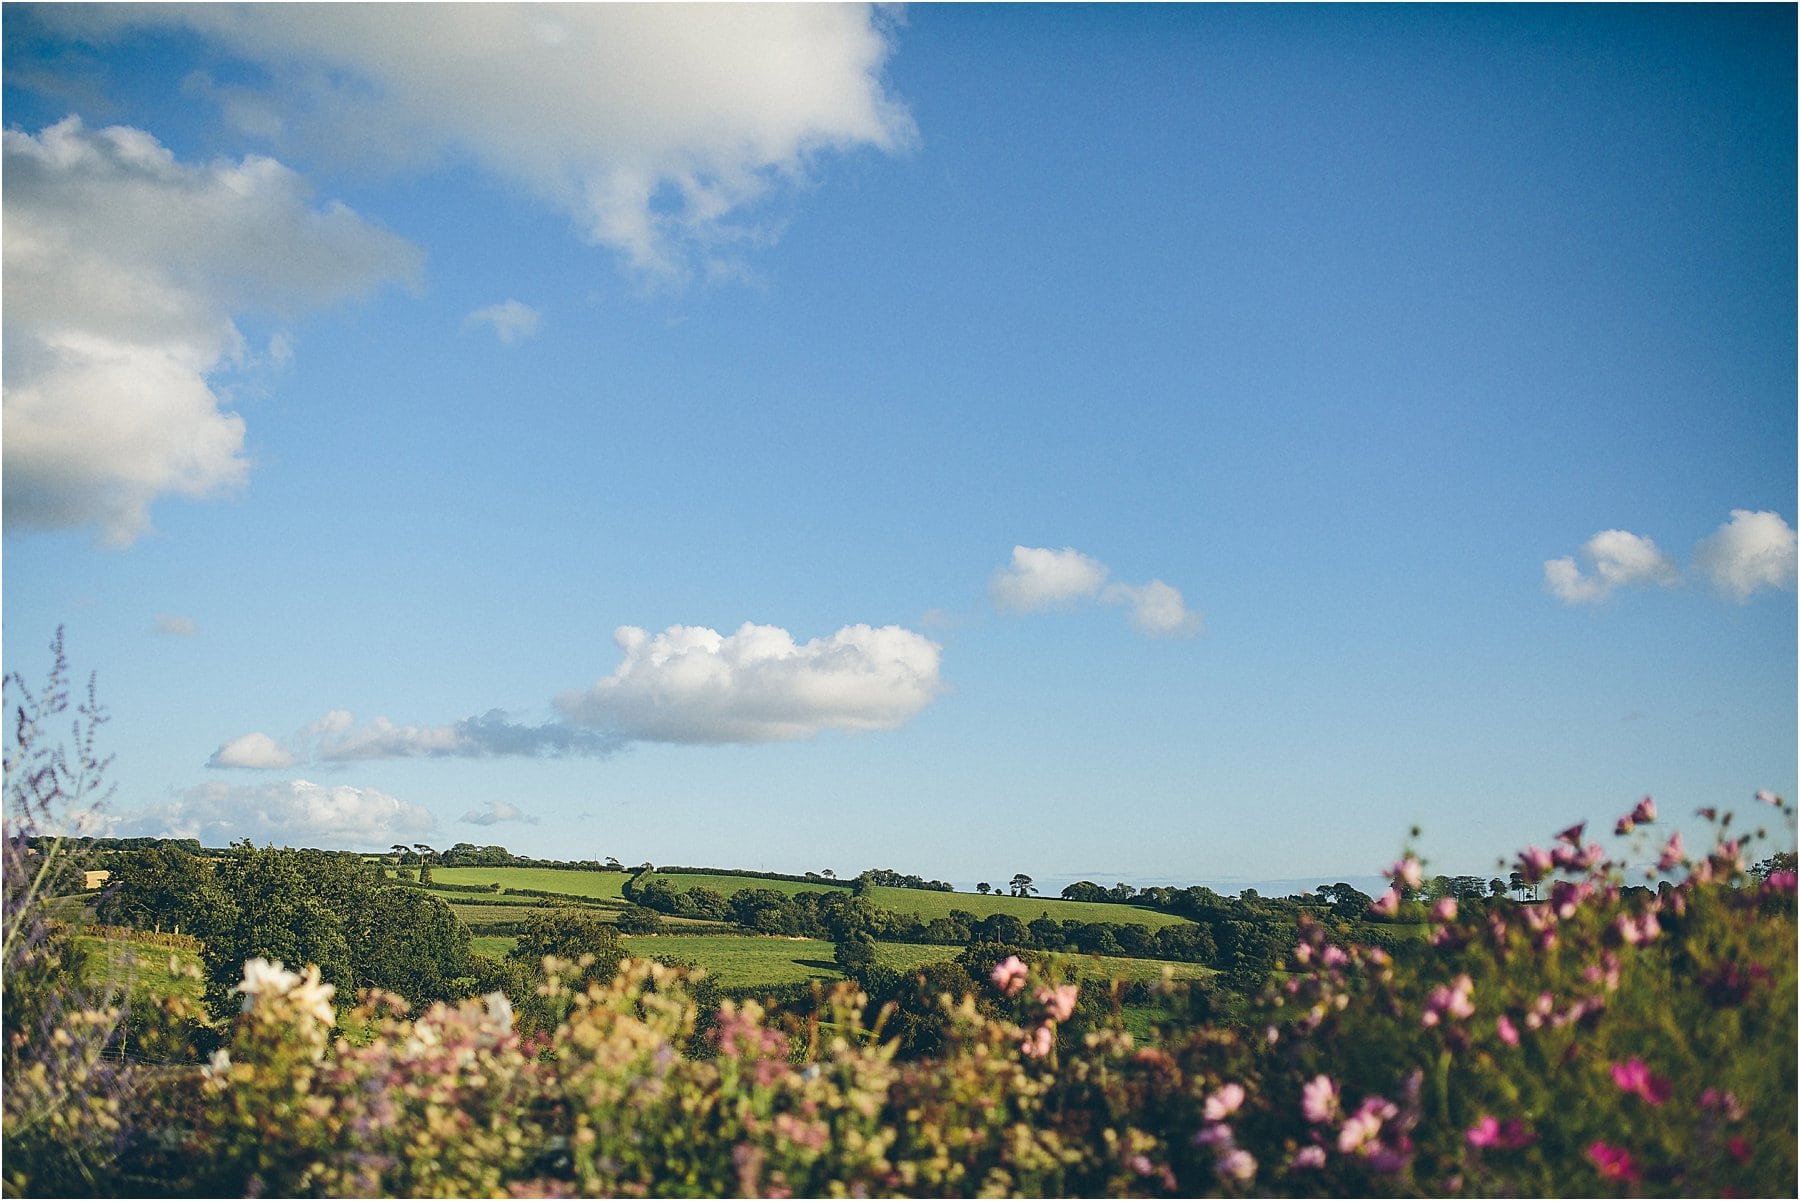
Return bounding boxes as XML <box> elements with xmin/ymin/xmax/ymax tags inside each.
<box><xmin>76</xmin><ymin>934</ymin><xmax>206</xmax><ymax>1006</ymax></box>
<box><xmin>863</xmin><ymin>885</ymin><xmax>1195</xmax><ymax>929</ymax></box>
<box><xmin>620</xmin><ymin>934</ymin><xmax>841</xmax><ymax>987</ymax></box>
<box><xmin>428</xmin><ymin>866</ymin><xmax>631</xmax><ymax>900</ymax></box>
<box><xmin>645</xmin><ymin>872</ymin><xmax>851</xmax><ymax>899</ymax></box>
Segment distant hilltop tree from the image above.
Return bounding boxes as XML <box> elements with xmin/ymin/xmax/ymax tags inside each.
<box><xmin>1009</xmin><ymin>873</ymin><xmax>1036</xmax><ymax>897</ymax></box>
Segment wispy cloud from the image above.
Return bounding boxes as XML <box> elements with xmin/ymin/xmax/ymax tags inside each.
<box><xmin>464</xmin><ymin>299</ymin><xmax>540</xmax><ymax>345</ymax></box>
<box><xmin>153</xmin><ymin>613</ymin><xmax>198</xmax><ymax>638</ymax></box>
<box><xmin>210</xmin><ymin>708</ymin><xmax>620</xmax><ymax>768</ymax></box>
<box><xmin>2</xmin><ymin>117</ymin><xmax>421</xmax><ymax>545</ymax></box>
<box><xmin>990</xmin><ymin>545</ymin><xmax>1202</xmax><ymax>638</ymax></box>
<box><xmin>50</xmin><ymin>5</ymin><xmax>915</xmax><ymax>282</ymax></box>
<box><xmin>460</xmin><ymin>799</ymin><xmax>538</xmax><ymax>827</ymax></box>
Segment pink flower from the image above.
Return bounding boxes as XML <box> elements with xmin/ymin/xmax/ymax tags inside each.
<box><xmin>1610</xmin><ymin>1058</ymin><xmax>1672</xmax><ymax>1105</ymax></box>
<box><xmin>990</xmin><ymin>955</ymin><xmax>1028</xmax><ymax>997</ymax></box>
<box><xmin>1614</xmin><ymin>911</ymin><xmax>1660</xmax><ymax>946</ymax></box>
<box><xmin>1020</xmin><ymin>1023</ymin><xmax>1053</xmax><ymax>1058</ymax></box>
<box><xmin>1036</xmin><ymin>983</ymin><xmax>1079</xmax><ymax>1023</ymax></box>
<box><xmin>1320</xmin><ymin>944</ymin><xmax>1348</xmax><ymax>968</ymax></box>
<box><xmin>1422</xmin><ymin>974</ymin><xmax>1475</xmax><ymax>1027</ymax></box>
<box><xmin>1388</xmin><ymin>857</ymin><xmax>1423</xmax><ymax>890</ymax></box>
<box><xmin>1763</xmin><ymin>870</ymin><xmax>1797</xmax><ymax>896</ymax></box>
<box><xmin>1587</xmin><ymin>1141</ymin><xmax>1640</xmax><ymax>1182</ymax></box>
<box><xmin>1656</xmin><ymin>831</ymin><xmax>1686</xmax><ymax>871</ymax></box>
<box><xmin>1192</xmin><ymin>1122</ymin><xmax>1234</xmax><ymax>1148</ymax></box>
<box><xmin>1468</xmin><ymin>1116</ymin><xmax>1534</xmax><ymax>1150</ymax></box>
<box><xmin>1204</xmin><ymin>1082</ymin><xmax>1246</xmax><ymax>1121</ymax></box>
<box><xmin>1290</xmin><ymin>1145</ymin><xmax>1326</xmax><ymax>1170</ymax></box>
<box><xmin>1214</xmin><ymin>1148</ymin><xmax>1257</xmax><ymax>1182</ymax></box>
<box><xmin>1496</xmin><ymin>1015</ymin><xmax>1519</xmax><ymax>1046</ymax></box>
<box><xmin>1336</xmin><ymin>1097</ymin><xmax>1396</xmax><ymax>1154</ymax></box>
<box><xmin>1370</xmin><ymin>887</ymin><xmax>1401</xmax><ymax>917</ymax></box>
<box><xmin>1431</xmin><ymin>897</ymin><xmax>1458</xmax><ymax>923</ymax></box>
<box><xmin>1631</xmin><ymin>796</ymin><xmax>1656</xmax><ymax>824</ymax></box>
<box><xmin>1555</xmin><ymin>821</ymin><xmax>1586</xmax><ymax>846</ymax></box>
<box><xmin>1701</xmin><ymin>1088</ymin><xmax>1746</xmax><ymax>1121</ymax></box>
<box><xmin>1517</xmin><ymin>846</ymin><xmax>1553</xmax><ymax>884</ymax></box>
<box><xmin>1301</xmin><ymin>1074</ymin><xmax>1340</xmax><ymax>1124</ymax></box>
<box><xmin>1755</xmin><ymin>789</ymin><xmax>1780</xmax><ymax>805</ymax></box>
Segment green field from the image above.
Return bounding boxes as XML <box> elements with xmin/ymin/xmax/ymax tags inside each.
<box><xmin>76</xmin><ymin>934</ymin><xmax>206</xmax><ymax>1005</ymax></box>
<box><xmin>621</xmin><ymin>934</ymin><xmax>842</xmax><ymax>986</ymax></box>
<box><xmin>428</xmin><ymin>866</ymin><xmax>632</xmax><ymax>901</ymax></box>
<box><xmin>864</xmin><ymin>885</ymin><xmax>1194</xmax><ymax>930</ymax></box>
<box><xmin>642</xmin><ymin>873</ymin><xmax>1195</xmax><ymax>930</ymax></box>
<box><xmin>646</xmin><ymin>872</ymin><xmax>851</xmax><ymax>899</ymax></box>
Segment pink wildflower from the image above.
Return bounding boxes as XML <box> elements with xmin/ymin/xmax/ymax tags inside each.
<box><xmin>1517</xmin><ymin>846</ymin><xmax>1553</xmax><ymax>884</ymax></box>
<box><xmin>1555</xmin><ymin>821</ymin><xmax>1586</xmax><ymax>846</ymax></box>
<box><xmin>1431</xmin><ymin>897</ymin><xmax>1458</xmax><ymax>923</ymax></box>
<box><xmin>1320</xmin><ymin>944</ymin><xmax>1348</xmax><ymax>968</ymax></box>
<box><xmin>1388</xmin><ymin>857</ymin><xmax>1423</xmax><ymax>890</ymax></box>
<box><xmin>1763</xmin><ymin>870</ymin><xmax>1797</xmax><ymax>896</ymax></box>
<box><xmin>1291</xmin><ymin>1145</ymin><xmax>1326</xmax><ymax>1170</ymax></box>
<box><xmin>990</xmin><ymin>955</ymin><xmax>1028</xmax><ymax>997</ymax></box>
<box><xmin>1036</xmin><ymin>983</ymin><xmax>1079</xmax><ymax>1023</ymax></box>
<box><xmin>1020</xmin><ymin>1023</ymin><xmax>1053</xmax><ymax>1058</ymax></box>
<box><xmin>1337</xmin><ymin>1097</ymin><xmax>1396</xmax><ymax>1154</ymax></box>
<box><xmin>1192</xmin><ymin>1122</ymin><xmax>1234</xmax><ymax>1148</ymax></box>
<box><xmin>1301</xmin><ymin>1074</ymin><xmax>1340</xmax><ymax>1124</ymax></box>
<box><xmin>1701</xmin><ymin>1088</ymin><xmax>1746</xmax><ymax>1121</ymax></box>
<box><xmin>1610</xmin><ymin>1058</ymin><xmax>1672</xmax><ymax>1105</ymax></box>
<box><xmin>1496</xmin><ymin>1014</ymin><xmax>1519</xmax><ymax>1046</ymax></box>
<box><xmin>1614</xmin><ymin>911</ymin><xmax>1660</xmax><ymax>946</ymax></box>
<box><xmin>1370</xmin><ymin>887</ymin><xmax>1401</xmax><ymax>917</ymax></box>
<box><xmin>1656</xmin><ymin>831</ymin><xmax>1686</xmax><ymax>872</ymax></box>
<box><xmin>1755</xmin><ymin>789</ymin><xmax>1779</xmax><ymax>805</ymax></box>
<box><xmin>1215</xmin><ymin>1148</ymin><xmax>1257</xmax><ymax>1182</ymax></box>
<box><xmin>1468</xmin><ymin>1116</ymin><xmax>1534</xmax><ymax>1150</ymax></box>
<box><xmin>1587</xmin><ymin>1141</ymin><xmax>1640</xmax><ymax>1182</ymax></box>
<box><xmin>1422</xmin><ymin>974</ymin><xmax>1475</xmax><ymax>1027</ymax></box>
<box><xmin>1204</xmin><ymin>1082</ymin><xmax>1246</xmax><ymax>1121</ymax></box>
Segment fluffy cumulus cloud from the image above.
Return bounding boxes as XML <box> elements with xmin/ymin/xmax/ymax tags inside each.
<box><xmin>2</xmin><ymin>117</ymin><xmax>420</xmax><ymax>544</ymax></box>
<box><xmin>991</xmin><ymin>545</ymin><xmax>1203</xmax><ymax>637</ymax></box>
<box><xmin>53</xmin><ymin>4</ymin><xmax>914</xmax><ymax>281</ymax></box>
<box><xmin>464</xmin><ymin>299</ymin><xmax>540</xmax><ymax>345</ymax></box>
<box><xmin>990</xmin><ymin>546</ymin><xmax>1110</xmax><ymax>612</ymax></box>
<box><xmin>1101</xmin><ymin>580</ymin><xmax>1205</xmax><ymax>638</ymax></box>
<box><xmin>1692</xmin><ymin>509</ymin><xmax>1797</xmax><ymax>601</ymax></box>
<box><xmin>556</xmin><ymin>622</ymin><xmax>944</xmax><ymax>744</ymax></box>
<box><xmin>208</xmin><ymin>731</ymin><xmax>299</xmax><ymax>770</ymax></box>
<box><xmin>461</xmin><ymin>799</ymin><xmax>538</xmax><ymax>827</ymax></box>
<box><xmin>1543</xmin><ymin>529</ymin><xmax>1681</xmax><ymax>604</ymax></box>
<box><xmin>117</xmin><ymin>779</ymin><xmax>434</xmax><ymax>849</ymax></box>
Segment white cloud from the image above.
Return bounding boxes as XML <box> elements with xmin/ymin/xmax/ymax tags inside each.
<box><xmin>215</xmin><ymin>707</ymin><xmax>621</xmax><ymax>767</ymax></box>
<box><xmin>461</xmin><ymin>799</ymin><xmax>538</xmax><ymax>827</ymax></box>
<box><xmin>464</xmin><ymin>299</ymin><xmax>540</xmax><ymax>345</ymax></box>
<box><xmin>2</xmin><ymin>117</ymin><xmax>421</xmax><ymax>544</ymax></box>
<box><xmin>990</xmin><ymin>544</ymin><xmax>1203</xmax><ymax>638</ymax></box>
<box><xmin>990</xmin><ymin>546</ymin><xmax>1111</xmax><ymax>612</ymax></box>
<box><xmin>117</xmin><ymin>779</ymin><xmax>435</xmax><ymax>850</ymax></box>
<box><xmin>153</xmin><ymin>613</ymin><xmax>198</xmax><ymax>637</ymax></box>
<box><xmin>1692</xmin><ymin>510</ymin><xmax>1797</xmax><ymax>601</ymax></box>
<box><xmin>1101</xmin><ymin>579</ymin><xmax>1204</xmax><ymax>638</ymax></box>
<box><xmin>208</xmin><ymin>731</ymin><xmax>299</xmax><ymax>770</ymax></box>
<box><xmin>556</xmin><ymin>621</ymin><xmax>943</xmax><ymax>744</ymax></box>
<box><xmin>59</xmin><ymin>5</ymin><xmax>914</xmax><ymax>281</ymax></box>
<box><xmin>1544</xmin><ymin>529</ymin><xmax>1681</xmax><ymax>604</ymax></box>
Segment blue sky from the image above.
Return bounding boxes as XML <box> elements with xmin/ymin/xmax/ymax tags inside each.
<box><xmin>4</xmin><ymin>4</ymin><xmax>1794</xmax><ymax>895</ymax></box>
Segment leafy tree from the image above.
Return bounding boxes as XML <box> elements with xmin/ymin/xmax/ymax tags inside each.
<box><xmin>1009</xmin><ymin>873</ymin><xmax>1036</xmax><ymax>897</ymax></box>
<box><xmin>1059</xmin><ymin>880</ymin><xmax>1105</xmax><ymax>903</ymax></box>
<box><xmin>356</xmin><ymin>887</ymin><xmax>471</xmax><ymax>1004</ymax></box>
<box><xmin>833</xmin><ymin>933</ymin><xmax>877</xmax><ymax>977</ymax></box>
<box><xmin>976</xmin><ymin>882</ymin><xmax>991</xmax><ymax>895</ymax></box>
<box><xmin>508</xmin><ymin>906</ymin><xmax>624</xmax><ymax>988</ymax></box>
<box><xmin>202</xmin><ymin>843</ymin><xmax>355</xmax><ymax>1018</ymax></box>
<box><xmin>412</xmin><ymin>844</ymin><xmax>435</xmax><ymax>885</ymax></box>
<box><xmin>615</xmin><ymin>905</ymin><xmax>663</xmax><ymax>935</ymax></box>
<box><xmin>95</xmin><ymin>844</ymin><xmax>223</xmax><ymax>934</ymax></box>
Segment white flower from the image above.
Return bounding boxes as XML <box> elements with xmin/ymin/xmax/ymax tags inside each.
<box><xmin>481</xmin><ymin>991</ymin><xmax>515</xmax><ymax>1033</ymax></box>
<box><xmin>203</xmin><ymin>1048</ymin><xmax>233</xmax><ymax>1081</ymax></box>
<box><xmin>286</xmin><ymin>965</ymin><xmax>337</xmax><ymax>1027</ymax></box>
<box><xmin>235</xmin><ymin>957</ymin><xmax>301</xmax><ymax>1012</ymax></box>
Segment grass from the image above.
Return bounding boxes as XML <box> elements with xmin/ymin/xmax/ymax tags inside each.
<box><xmin>864</xmin><ymin>885</ymin><xmax>1196</xmax><ymax>930</ymax></box>
<box><xmin>76</xmin><ymin>933</ymin><xmax>206</xmax><ymax>1006</ymax></box>
<box><xmin>427</xmin><ymin>866</ymin><xmax>632</xmax><ymax>900</ymax></box>
<box><xmin>620</xmin><ymin>934</ymin><xmax>843</xmax><ymax>987</ymax></box>
<box><xmin>646</xmin><ymin>872</ymin><xmax>850</xmax><ymax>899</ymax></box>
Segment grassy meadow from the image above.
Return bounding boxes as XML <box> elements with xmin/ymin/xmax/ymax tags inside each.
<box><xmin>426</xmin><ymin>866</ymin><xmax>632</xmax><ymax>900</ymax></box>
